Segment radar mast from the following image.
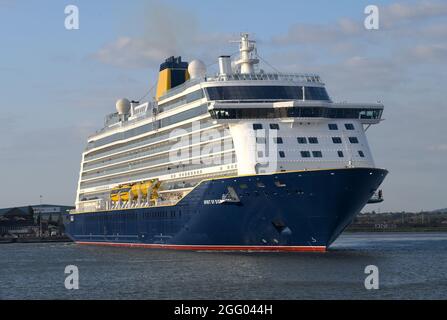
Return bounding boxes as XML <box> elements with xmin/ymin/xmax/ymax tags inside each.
<box><xmin>234</xmin><ymin>33</ymin><xmax>259</xmax><ymax>74</ymax></box>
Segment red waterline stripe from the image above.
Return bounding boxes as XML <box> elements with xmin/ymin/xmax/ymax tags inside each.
<box><xmin>76</xmin><ymin>241</ymin><xmax>326</xmax><ymax>252</ymax></box>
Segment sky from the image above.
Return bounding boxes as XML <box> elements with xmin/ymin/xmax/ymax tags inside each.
<box><xmin>0</xmin><ymin>0</ymin><xmax>446</xmax><ymax>212</ymax></box>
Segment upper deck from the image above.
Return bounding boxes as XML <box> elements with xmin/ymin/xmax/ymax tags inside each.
<box><xmin>88</xmin><ymin>73</ymin><xmax>328</xmax><ymax>142</ymax></box>
<box><xmin>85</xmin><ymin>33</ymin><xmax>384</xmax><ymax>152</ymax></box>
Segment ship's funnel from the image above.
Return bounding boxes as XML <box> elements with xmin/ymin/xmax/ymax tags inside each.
<box><xmin>218</xmin><ymin>56</ymin><xmax>232</xmax><ymax>76</ymax></box>
<box><xmin>156</xmin><ymin>56</ymin><xmax>189</xmax><ymax>101</ymax></box>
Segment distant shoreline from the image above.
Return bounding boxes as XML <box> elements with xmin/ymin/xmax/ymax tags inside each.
<box><xmin>349</xmin><ymin>211</ymin><xmax>447</xmax><ymax>233</ymax></box>
<box><xmin>345</xmin><ymin>228</ymin><xmax>447</xmax><ymax>233</ymax></box>
<box><xmin>0</xmin><ymin>237</ymin><xmax>72</xmax><ymax>244</ymax></box>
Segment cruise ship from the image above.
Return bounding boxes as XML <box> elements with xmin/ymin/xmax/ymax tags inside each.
<box><xmin>65</xmin><ymin>34</ymin><xmax>388</xmax><ymax>252</ymax></box>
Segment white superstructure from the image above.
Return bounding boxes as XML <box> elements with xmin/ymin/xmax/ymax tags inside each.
<box><xmin>74</xmin><ymin>34</ymin><xmax>384</xmax><ymax>213</ymax></box>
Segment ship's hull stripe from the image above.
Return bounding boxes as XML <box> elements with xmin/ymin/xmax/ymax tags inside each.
<box><xmin>76</xmin><ymin>241</ymin><xmax>327</xmax><ymax>252</ymax></box>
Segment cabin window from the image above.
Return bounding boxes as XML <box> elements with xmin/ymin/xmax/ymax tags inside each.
<box><xmin>253</xmin><ymin>124</ymin><xmax>263</xmax><ymax>130</ymax></box>
<box><xmin>328</xmin><ymin>123</ymin><xmax>338</xmax><ymax>130</ymax></box>
<box><xmin>270</xmin><ymin>123</ymin><xmax>280</xmax><ymax>130</ymax></box>
<box><xmin>312</xmin><ymin>151</ymin><xmax>323</xmax><ymax>158</ymax></box>
<box><xmin>274</xmin><ymin>137</ymin><xmax>284</xmax><ymax>144</ymax></box>
<box><xmin>345</xmin><ymin>123</ymin><xmax>355</xmax><ymax>130</ymax></box>
<box><xmin>308</xmin><ymin>137</ymin><xmax>319</xmax><ymax>144</ymax></box>
<box><xmin>256</xmin><ymin>137</ymin><xmax>266</xmax><ymax>144</ymax></box>
<box><xmin>279</xmin><ymin>151</ymin><xmax>286</xmax><ymax>158</ymax></box>
<box><xmin>338</xmin><ymin>151</ymin><xmax>344</xmax><ymax>158</ymax></box>
<box><xmin>358</xmin><ymin>150</ymin><xmax>365</xmax><ymax>158</ymax></box>
<box><xmin>301</xmin><ymin>151</ymin><xmax>311</xmax><ymax>158</ymax></box>
<box><xmin>332</xmin><ymin>137</ymin><xmax>342</xmax><ymax>144</ymax></box>
<box><xmin>297</xmin><ymin>137</ymin><xmax>307</xmax><ymax>144</ymax></box>
<box><xmin>349</xmin><ymin>137</ymin><xmax>359</xmax><ymax>144</ymax></box>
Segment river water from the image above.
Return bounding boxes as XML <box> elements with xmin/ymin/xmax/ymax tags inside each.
<box><xmin>0</xmin><ymin>232</ymin><xmax>446</xmax><ymax>300</ymax></box>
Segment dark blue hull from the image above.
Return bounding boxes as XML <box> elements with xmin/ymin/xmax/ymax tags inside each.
<box><xmin>65</xmin><ymin>168</ymin><xmax>387</xmax><ymax>251</ymax></box>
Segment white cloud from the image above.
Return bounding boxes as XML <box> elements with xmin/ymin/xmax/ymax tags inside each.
<box><xmin>271</xmin><ymin>21</ymin><xmax>361</xmax><ymax>46</ymax></box>
<box><xmin>384</xmin><ymin>1</ymin><xmax>447</xmax><ymax>21</ymax></box>
<box><xmin>94</xmin><ymin>37</ymin><xmax>171</xmax><ymax>68</ymax></box>
<box><xmin>272</xmin><ymin>1</ymin><xmax>447</xmax><ymax>47</ymax></box>
<box><xmin>428</xmin><ymin>144</ymin><xmax>447</xmax><ymax>152</ymax></box>
<box><xmin>410</xmin><ymin>44</ymin><xmax>447</xmax><ymax>62</ymax></box>
<box><xmin>92</xmin><ymin>1</ymin><xmax>235</xmax><ymax>69</ymax></box>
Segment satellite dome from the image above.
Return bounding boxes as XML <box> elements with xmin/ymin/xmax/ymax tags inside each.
<box><xmin>116</xmin><ymin>98</ymin><xmax>131</xmax><ymax>115</ymax></box>
<box><xmin>188</xmin><ymin>60</ymin><xmax>207</xmax><ymax>79</ymax></box>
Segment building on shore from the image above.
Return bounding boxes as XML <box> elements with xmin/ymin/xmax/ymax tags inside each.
<box><xmin>0</xmin><ymin>204</ymin><xmax>74</xmax><ymax>239</ymax></box>
<box><xmin>348</xmin><ymin>210</ymin><xmax>447</xmax><ymax>232</ymax></box>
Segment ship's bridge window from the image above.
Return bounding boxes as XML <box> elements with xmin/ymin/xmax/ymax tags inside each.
<box><xmin>207</xmin><ymin>85</ymin><xmax>304</xmax><ymax>101</ymax></box>
<box><xmin>206</xmin><ymin>85</ymin><xmax>331</xmax><ymax>101</ymax></box>
<box><xmin>209</xmin><ymin>107</ymin><xmax>383</xmax><ymax>121</ymax></box>
<box><xmin>359</xmin><ymin>110</ymin><xmax>379</xmax><ymax>119</ymax></box>
<box><xmin>349</xmin><ymin>137</ymin><xmax>359</xmax><ymax>144</ymax></box>
<box><xmin>304</xmin><ymin>87</ymin><xmax>331</xmax><ymax>101</ymax></box>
